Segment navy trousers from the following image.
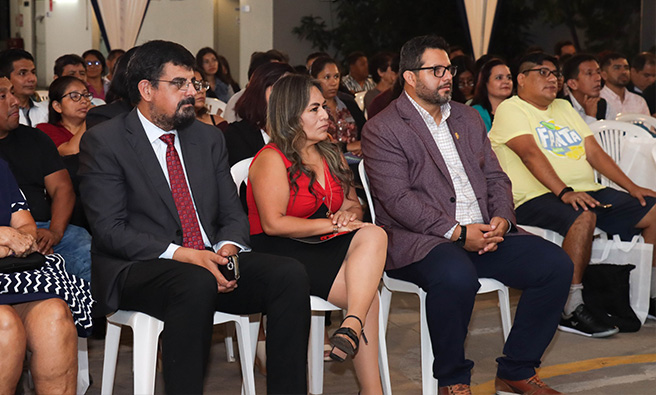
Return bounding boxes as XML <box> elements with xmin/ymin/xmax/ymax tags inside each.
<box><xmin>387</xmin><ymin>234</ymin><xmax>572</xmax><ymax>386</ymax></box>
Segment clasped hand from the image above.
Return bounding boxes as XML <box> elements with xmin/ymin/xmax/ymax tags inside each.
<box><xmin>330</xmin><ymin>210</ymin><xmax>371</xmax><ymax>232</ymax></box>
<box><xmin>462</xmin><ymin>217</ymin><xmax>508</xmax><ymax>255</ymax></box>
<box><xmin>0</xmin><ymin>226</ymin><xmax>37</xmax><ymax>258</ymax></box>
<box><xmin>175</xmin><ymin>245</ymin><xmax>239</xmax><ymax>293</ymax></box>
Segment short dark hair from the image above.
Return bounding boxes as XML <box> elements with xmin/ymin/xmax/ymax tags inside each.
<box><xmin>517</xmin><ymin>52</ymin><xmax>559</xmax><ymax>74</ymax></box>
<box><xmin>127</xmin><ymin>40</ymin><xmax>196</xmax><ymax>104</ymax></box>
<box><xmin>309</xmin><ymin>56</ymin><xmax>337</xmax><ymax>78</ymax></box>
<box><xmin>247</xmin><ymin>50</ymin><xmax>288</xmax><ymax>80</ymax></box>
<box><xmin>0</xmin><ymin>49</ymin><xmax>35</xmax><ymax>78</ymax></box>
<box><xmin>107</xmin><ymin>49</ymin><xmax>126</xmax><ymax>62</ymax></box>
<box><xmin>54</xmin><ymin>54</ymin><xmax>86</xmax><ymax>77</ymax></box>
<box><xmin>235</xmin><ymin>62</ymin><xmax>295</xmax><ymax>129</ymax></box>
<box><xmin>631</xmin><ymin>52</ymin><xmax>656</xmax><ymax>72</ymax></box>
<box><xmin>563</xmin><ymin>53</ymin><xmax>599</xmax><ymax>82</ymax></box>
<box><xmin>106</xmin><ymin>46</ymin><xmax>139</xmax><ymax>104</ymax></box>
<box><xmin>83</xmin><ymin>49</ymin><xmax>107</xmax><ymax>75</ymax></box>
<box><xmin>306</xmin><ymin>52</ymin><xmax>329</xmax><ymax>64</ymax></box>
<box><xmin>554</xmin><ymin>40</ymin><xmax>575</xmax><ymax>56</ymax></box>
<box><xmin>369</xmin><ymin>52</ymin><xmax>394</xmax><ymax>83</ymax></box>
<box><xmin>399</xmin><ymin>35</ymin><xmax>449</xmax><ymax>78</ymax></box>
<box><xmin>47</xmin><ymin>76</ymin><xmax>86</xmax><ymax>124</ymax></box>
<box><xmin>599</xmin><ymin>52</ymin><xmax>626</xmax><ymax>70</ymax></box>
<box><xmin>346</xmin><ymin>51</ymin><xmax>367</xmax><ymax>67</ymax></box>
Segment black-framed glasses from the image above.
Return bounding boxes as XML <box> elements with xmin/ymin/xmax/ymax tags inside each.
<box><xmin>62</xmin><ymin>91</ymin><xmax>93</xmax><ymax>102</ymax></box>
<box><xmin>152</xmin><ymin>78</ymin><xmax>208</xmax><ymax>92</ymax></box>
<box><xmin>408</xmin><ymin>65</ymin><xmax>458</xmax><ymax>78</ymax></box>
<box><xmin>86</xmin><ymin>60</ymin><xmax>102</xmax><ymax>67</ymax></box>
<box><xmin>522</xmin><ymin>68</ymin><xmax>562</xmax><ymax>79</ymax></box>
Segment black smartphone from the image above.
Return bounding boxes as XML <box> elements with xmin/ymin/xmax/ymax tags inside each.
<box><xmin>218</xmin><ymin>254</ymin><xmax>240</xmax><ymax>281</ymax></box>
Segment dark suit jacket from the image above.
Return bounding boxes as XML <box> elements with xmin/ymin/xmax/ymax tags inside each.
<box><xmin>79</xmin><ymin>109</ymin><xmax>249</xmax><ymax>315</ymax></box>
<box><xmin>85</xmin><ymin>100</ymin><xmax>133</xmax><ymax>129</ymax></box>
<box><xmin>223</xmin><ymin>120</ymin><xmax>265</xmax><ymax>167</ymax></box>
<box><xmin>361</xmin><ymin>94</ymin><xmax>517</xmax><ymax>271</ymax></box>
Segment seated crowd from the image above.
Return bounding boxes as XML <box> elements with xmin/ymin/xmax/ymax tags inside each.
<box><xmin>0</xmin><ymin>33</ymin><xmax>654</xmax><ymax>395</ymax></box>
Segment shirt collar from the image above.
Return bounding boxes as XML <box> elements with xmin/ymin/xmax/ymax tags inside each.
<box><xmin>137</xmin><ymin>108</ymin><xmax>178</xmax><ymax>144</ymax></box>
<box><xmin>404</xmin><ymin>91</ymin><xmax>451</xmax><ymax>126</ymax></box>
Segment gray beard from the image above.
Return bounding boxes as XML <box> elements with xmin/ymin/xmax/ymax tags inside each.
<box><xmin>150</xmin><ymin>98</ymin><xmax>196</xmax><ymax>131</ymax></box>
<box><xmin>416</xmin><ymin>81</ymin><xmax>452</xmax><ymax>106</ymax></box>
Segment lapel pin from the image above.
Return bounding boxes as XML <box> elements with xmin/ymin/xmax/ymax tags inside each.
<box><xmin>455</xmin><ymin>132</ymin><xmax>460</xmax><ymax>140</ymax></box>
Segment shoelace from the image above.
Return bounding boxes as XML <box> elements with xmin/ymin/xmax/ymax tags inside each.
<box><xmin>527</xmin><ymin>375</ymin><xmax>547</xmax><ymax>388</ymax></box>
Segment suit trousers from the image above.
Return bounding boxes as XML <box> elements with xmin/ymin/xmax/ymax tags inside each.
<box><xmin>387</xmin><ymin>235</ymin><xmax>572</xmax><ymax>386</ymax></box>
<box><xmin>119</xmin><ymin>252</ymin><xmax>311</xmax><ymax>394</ymax></box>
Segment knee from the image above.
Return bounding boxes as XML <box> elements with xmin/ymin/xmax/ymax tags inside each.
<box><xmin>532</xmin><ymin>241</ymin><xmax>574</xmax><ymax>287</ymax></box>
<box><xmin>359</xmin><ymin>225</ymin><xmax>388</xmax><ymax>247</ymax></box>
<box><xmin>425</xmin><ymin>265</ymin><xmax>480</xmax><ymax>297</ymax></box>
<box><xmin>573</xmin><ymin>211</ymin><xmax>597</xmax><ymax>231</ymax></box>
<box><xmin>275</xmin><ymin>258</ymin><xmax>310</xmax><ymax>297</ymax></box>
<box><xmin>0</xmin><ymin>306</ymin><xmax>25</xmax><ymax>346</ymax></box>
<box><xmin>34</xmin><ymin>299</ymin><xmax>77</xmax><ymax>340</ymax></box>
<box><xmin>175</xmin><ymin>267</ymin><xmax>218</xmax><ymax>304</ymax></box>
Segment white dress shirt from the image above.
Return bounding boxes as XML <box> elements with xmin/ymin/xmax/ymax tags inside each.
<box><xmin>600</xmin><ymin>85</ymin><xmax>650</xmax><ymax>118</ymax></box>
<box><xmin>136</xmin><ymin>109</ymin><xmax>248</xmax><ymax>258</ymax></box>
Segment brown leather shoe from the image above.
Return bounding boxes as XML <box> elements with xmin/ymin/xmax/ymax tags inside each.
<box><xmin>438</xmin><ymin>383</ymin><xmax>472</xmax><ymax>395</ymax></box>
<box><xmin>495</xmin><ymin>374</ymin><xmax>561</xmax><ymax>394</ymax></box>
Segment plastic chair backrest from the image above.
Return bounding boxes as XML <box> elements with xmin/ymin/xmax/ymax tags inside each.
<box><xmin>205</xmin><ymin>97</ymin><xmax>227</xmax><ymax>115</ymax></box>
<box><xmin>230</xmin><ymin>157</ymin><xmax>253</xmax><ymax>196</ymax></box>
<box><xmin>354</xmin><ymin>91</ymin><xmax>366</xmax><ymax>112</ymax></box>
<box><xmin>358</xmin><ymin>160</ymin><xmax>376</xmax><ymax>223</ymax></box>
<box><xmin>615</xmin><ymin>113</ymin><xmax>656</xmax><ymax>135</ymax></box>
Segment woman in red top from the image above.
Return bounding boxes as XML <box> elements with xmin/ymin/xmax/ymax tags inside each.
<box><xmin>36</xmin><ymin>76</ymin><xmax>91</xmax><ymax>156</ymax></box>
<box><xmin>248</xmin><ymin>74</ymin><xmax>386</xmax><ymax>394</ymax></box>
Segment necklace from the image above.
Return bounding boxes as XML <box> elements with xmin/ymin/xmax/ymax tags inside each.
<box><xmin>323</xmin><ymin>162</ymin><xmax>334</xmax><ymax>218</ymax></box>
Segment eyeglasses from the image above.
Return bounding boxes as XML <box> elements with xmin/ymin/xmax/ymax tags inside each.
<box><xmin>522</xmin><ymin>68</ymin><xmax>562</xmax><ymax>79</ymax></box>
<box><xmin>152</xmin><ymin>78</ymin><xmax>209</xmax><ymax>92</ymax></box>
<box><xmin>86</xmin><ymin>60</ymin><xmax>102</xmax><ymax>67</ymax></box>
<box><xmin>408</xmin><ymin>65</ymin><xmax>458</xmax><ymax>78</ymax></box>
<box><xmin>62</xmin><ymin>91</ymin><xmax>94</xmax><ymax>102</ymax></box>
<box><xmin>458</xmin><ymin>81</ymin><xmax>474</xmax><ymax>88</ymax></box>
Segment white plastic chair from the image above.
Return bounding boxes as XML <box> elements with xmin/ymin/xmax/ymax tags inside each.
<box><xmin>232</xmin><ymin>158</ymin><xmax>392</xmax><ymax>394</ymax></box>
<box><xmin>615</xmin><ymin>113</ymin><xmax>656</xmax><ymax>135</ymax></box>
<box><xmin>589</xmin><ymin>119</ymin><xmax>653</xmax><ymax>187</ymax></box>
<box><xmin>101</xmin><ymin>310</ymin><xmax>259</xmax><ymax>395</ymax></box>
<box><xmin>358</xmin><ymin>161</ymin><xmax>512</xmax><ymax>395</ymax></box>
<box><xmin>206</xmin><ymin>97</ymin><xmax>227</xmax><ymax>115</ymax></box>
<box><xmin>35</xmin><ymin>90</ymin><xmax>49</xmax><ymax>102</ymax></box>
<box><xmin>354</xmin><ymin>91</ymin><xmax>366</xmax><ymax>112</ymax></box>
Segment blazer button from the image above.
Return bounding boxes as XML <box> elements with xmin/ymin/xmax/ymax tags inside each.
<box><xmin>450</xmin><ymin>197</ymin><xmax>456</xmax><ymax>203</ymax></box>
<box><xmin>176</xmin><ymin>229</ymin><xmax>182</xmax><ymax>236</ymax></box>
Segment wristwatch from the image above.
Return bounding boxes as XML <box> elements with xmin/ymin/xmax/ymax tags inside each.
<box><xmin>455</xmin><ymin>225</ymin><xmax>467</xmax><ymax>248</ymax></box>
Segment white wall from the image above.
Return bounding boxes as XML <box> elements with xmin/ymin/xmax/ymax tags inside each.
<box><xmin>136</xmin><ymin>0</ymin><xmax>214</xmax><ymax>57</ymax></box>
<box><xmin>216</xmin><ymin>0</ymin><xmax>240</xmax><ymax>85</ymax></box>
<box><xmin>237</xmin><ymin>0</ymin><xmax>273</xmax><ymax>84</ymax></box>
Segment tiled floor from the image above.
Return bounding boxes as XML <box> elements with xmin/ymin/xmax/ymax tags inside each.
<box><xmin>83</xmin><ymin>290</ymin><xmax>656</xmax><ymax>394</ymax></box>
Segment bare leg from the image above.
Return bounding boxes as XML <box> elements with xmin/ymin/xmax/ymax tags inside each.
<box><xmin>0</xmin><ymin>305</ymin><xmax>26</xmax><ymax>395</ymax></box>
<box><xmin>18</xmin><ymin>298</ymin><xmax>77</xmax><ymax>394</ymax></box>
<box><xmin>634</xmin><ymin>205</ymin><xmax>656</xmax><ymax>267</ymax></box>
<box><xmin>327</xmin><ymin>225</ymin><xmax>386</xmax><ymax>395</ymax></box>
<box><xmin>561</xmin><ymin>211</ymin><xmax>596</xmax><ymax>284</ymax></box>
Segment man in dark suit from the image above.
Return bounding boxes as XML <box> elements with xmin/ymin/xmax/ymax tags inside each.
<box><xmin>78</xmin><ymin>40</ymin><xmax>310</xmax><ymax>394</ymax></box>
<box><xmin>362</xmin><ymin>35</ymin><xmax>573</xmax><ymax>395</ymax></box>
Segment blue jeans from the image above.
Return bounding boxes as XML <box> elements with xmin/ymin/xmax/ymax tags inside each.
<box><xmin>36</xmin><ymin>221</ymin><xmax>91</xmax><ymax>282</ymax></box>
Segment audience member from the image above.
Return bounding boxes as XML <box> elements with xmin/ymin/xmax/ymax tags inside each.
<box><xmin>362</xmin><ymin>35</ymin><xmax>572</xmax><ymax>395</ymax></box>
<box><xmin>78</xmin><ymin>40</ymin><xmax>311</xmax><ymax>394</ymax></box>
<box><xmin>53</xmin><ymin>54</ymin><xmax>87</xmax><ymax>81</ymax></box>
<box><xmin>82</xmin><ymin>49</ymin><xmax>107</xmax><ymax>101</ymax></box>
<box><xmin>0</xmin><ymin>49</ymin><xmax>48</xmax><ymax>127</ymax></box>
<box><xmin>471</xmin><ymin>58</ymin><xmax>513</xmax><ymax>132</ymax></box>
<box><xmin>192</xmin><ymin>68</ymin><xmax>227</xmax><ymax>130</ymax></box>
<box><xmin>366</xmin><ymin>78</ymin><xmax>403</xmax><ymax>119</ymax></box>
<box><xmin>311</xmin><ymin>57</ymin><xmax>366</xmax><ymax>156</ymax></box>
<box><xmin>364</xmin><ymin>52</ymin><xmax>398</xmax><ymax>110</ymax></box>
<box><xmin>450</xmin><ymin>55</ymin><xmax>475</xmax><ymax>103</ymax></box>
<box><xmin>341</xmin><ymin>51</ymin><xmax>375</xmax><ymax>93</ymax></box>
<box><xmin>306</xmin><ymin>51</ymin><xmax>329</xmax><ymax>72</ymax></box>
<box><xmin>248</xmin><ymin>73</ymin><xmax>386</xmax><ymax>393</ymax></box>
<box><xmin>628</xmin><ymin>52</ymin><xmax>656</xmax><ymax>114</ymax></box>
<box><xmin>448</xmin><ymin>45</ymin><xmax>466</xmax><ymax>59</ymax></box>
<box><xmin>217</xmin><ymin>54</ymin><xmax>240</xmax><ymax>93</ymax></box>
<box><xmin>489</xmin><ymin>51</ymin><xmax>656</xmax><ymax>338</ymax></box>
<box><xmin>223</xmin><ymin>62</ymin><xmax>294</xmax><ymax>166</ymax></box>
<box><xmin>554</xmin><ymin>40</ymin><xmax>577</xmax><ymax>58</ymax></box>
<box><xmin>600</xmin><ymin>52</ymin><xmax>650</xmax><ymax>118</ymax></box>
<box><xmin>105</xmin><ymin>49</ymin><xmax>126</xmax><ymax>83</ymax></box>
<box><xmin>563</xmin><ymin>54</ymin><xmax>613</xmax><ymax>124</ymax></box>
<box><xmin>196</xmin><ymin>47</ymin><xmax>235</xmax><ymax>103</ymax></box>
<box><xmin>37</xmin><ymin>76</ymin><xmax>92</xmax><ymax>155</ymax></box>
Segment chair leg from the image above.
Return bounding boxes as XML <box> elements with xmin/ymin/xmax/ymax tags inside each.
<box><xmin>225</xmin><ymin>322</ymin><xmax>236</xmax><ymax>362</ymax></box>
<box><xmin>377</xmin><ymin>291</ymin><xmax>393</xmax><ymax>395</ymax></box>
<box><xmin>418</xmin><ymin>291</ymin><xmax>437</xmax><ymax>395</ymax></box>
<box><xmin>308</xmin><ymin>311</ymin><xmax>326</xmax><ymax>394</ymax></box>
<box><xmin>131</xmin><ymin>315</ymin><xmax>162</xmax><ymax>394</ymax></box>
<box><xmin>380</xmin><ymin>286</ymin><xmax>393</xmax><ymax>337</ymax></box>
<box><xmin>101</xmin><ymin>321</ymin><xmax>122</xmax><ymax>395</ymax></box>
<box><xmin>236</xmin><ymin>317</ymin><xmax>258</xmax><ymax>395</ymax></box>
<box><xmin>77</xmin><ymin>337</ymin><xmax>90</xmax><ymax>395</ymax></box>
<box><xmin>497</xmin><ymin>287</ymin><xmax>512</xmax><ymax>341</ymax></box>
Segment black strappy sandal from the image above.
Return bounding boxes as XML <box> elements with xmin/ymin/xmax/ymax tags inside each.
<box><xmin>329</xmin><ymin>315</ymin><xmax>368</xmax><ymax>362</ymax></box>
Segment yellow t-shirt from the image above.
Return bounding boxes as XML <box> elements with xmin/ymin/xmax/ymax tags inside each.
<box><xmin>489</xmin><ymin>96</ymin><xmax>602</xmax><ymax>208</ymax></box>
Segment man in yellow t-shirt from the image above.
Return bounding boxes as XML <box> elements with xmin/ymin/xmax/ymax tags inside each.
<box><xmin>489</xmin><ymin>52</ymin><xmax>656</xmax><ymax>338</ymax></box>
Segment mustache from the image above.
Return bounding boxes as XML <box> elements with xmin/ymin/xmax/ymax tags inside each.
<box><xmin>438</xmin><ymin>83</ymin><xmax>452</xmax><ymax>90</ymax></box>
<box><xmin>176</xmin><ymin>97</ymin><xmax>195</xmax><ymax>110</ymax></box>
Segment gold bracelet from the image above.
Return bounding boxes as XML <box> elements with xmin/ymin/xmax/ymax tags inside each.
<box><xmin>333</xmin><ymin>224</ymin><xmax>339</xmax><ymax>233</ymax></box>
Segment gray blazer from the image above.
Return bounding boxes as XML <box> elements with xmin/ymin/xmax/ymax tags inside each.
<box><xmin>79</xmin><ymin>109</ymin><xmax>249</xmax><ymax>315</ymax></box>
<box><xmin>361</xmin><ymin>94</ymin><xmax>517</xmax><ymax>271</ymax></box>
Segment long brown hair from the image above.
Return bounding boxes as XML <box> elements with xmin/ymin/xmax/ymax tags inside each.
<box><xmin>267</xmin><ymin>74</ymin><xmax>353</xmax><ymax>198</ymax></box>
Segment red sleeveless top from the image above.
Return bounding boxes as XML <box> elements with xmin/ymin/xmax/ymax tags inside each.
<box><xmin>247</xmin><ymin>144</ymin><xmax>345</xmax><ymax>235</ymax></box>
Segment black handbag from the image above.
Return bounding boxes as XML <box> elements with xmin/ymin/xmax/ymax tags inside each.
<box><xmin>0</xmin><ymin>252</ymin><xmax>46</xmax><ymax>274</ymax></box>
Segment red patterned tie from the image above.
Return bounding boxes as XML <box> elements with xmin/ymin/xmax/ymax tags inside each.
<box><xmin>159</xmin><ymin>133</ymin><xmax>205</xmax><ymax>250</ymax></box>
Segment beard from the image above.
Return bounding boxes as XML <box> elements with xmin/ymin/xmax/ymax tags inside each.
<box><xmin>151</xmin><ymin>97</ymin><xmax>196</xmax><ymax>131</ymax></box>
<box><xmin>415</xmin><ymin>78</ymin><xmax>452</xmax><ymax>105</ymax></box>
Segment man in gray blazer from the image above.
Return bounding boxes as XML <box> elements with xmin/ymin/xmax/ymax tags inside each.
<box><xmin>79</xmin><ymin>40</ymin><xmax>310</xmax><ymax>394</ymax></box>
<box><xmin>362</xmin><ymin>35</ymin><xmax>572</xmax><ymax>395</ymax></box>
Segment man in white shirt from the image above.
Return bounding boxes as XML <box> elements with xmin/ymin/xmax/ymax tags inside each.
<box><xmin>599</xmin><ymin>52</ymin><xmax>650</xmax><ymax>118</ymax></box>
<box><xmin>563</xmin><ymin>54</ymin><xmax>613</xmax><ymax>124</ymax></box>
<box><xmin>0</xmin><ymin>49</ymin><xmax>48</xmax><ymax>127</ymax></box>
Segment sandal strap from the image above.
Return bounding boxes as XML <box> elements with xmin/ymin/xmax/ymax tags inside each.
<box><xmin>332</xmin><ymin>326</ymin><xmax>360</xmax><ymax>349</ymax></box>
<box><xmin>342</xmin><ymin>315</ymin><xmax>368</xmax><ymax>345</ymax></box>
